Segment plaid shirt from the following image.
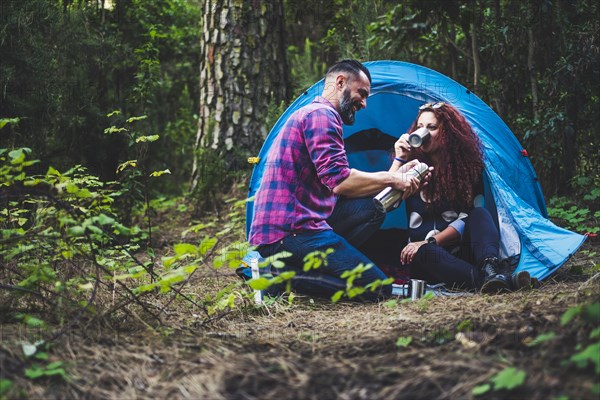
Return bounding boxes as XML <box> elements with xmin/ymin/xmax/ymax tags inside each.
<box><xmin>249</xmin><ymin>96</ymin><xmax>351</xmax><ymax>245</ymax></box>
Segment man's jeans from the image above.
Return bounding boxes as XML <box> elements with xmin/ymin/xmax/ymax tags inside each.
<box><xmin>257</xmin><ymin>197</ymin><xmax>391</xmax><ymax>301</ymax></box>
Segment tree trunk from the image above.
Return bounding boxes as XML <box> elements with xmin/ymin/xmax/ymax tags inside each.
<box><xmin>470</xmin><ymin>21</ymin><xmax>480</xmax><ymax>93</ymax></box>
<box><xmin>527</xmin><ymin>3</ymin><xmax>540</xmax><ymax>122</ymax></box>
<box><xmin>191</xmin><ymin>0</ymin><xmax>289</xmax><ymax>192</ymax></box>
<box><xmin>556</xmin><ymin>0</ymin><xmax>579</xmax><ymax>195</ymax></box>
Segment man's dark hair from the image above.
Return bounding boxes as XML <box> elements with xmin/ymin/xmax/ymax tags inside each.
<box><xmin>326</xmin><ymin>59</ymin><xmax>371</xmax><ymax>83</ymax></box>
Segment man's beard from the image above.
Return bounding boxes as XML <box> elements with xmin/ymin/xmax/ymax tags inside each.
<box><xmin>339</xmin><ymin>89</ymin><xmax>356</xmax><ymax>125</ymax></box>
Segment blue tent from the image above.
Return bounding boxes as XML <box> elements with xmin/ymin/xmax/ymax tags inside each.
<box><xmin>246</xmin><ymin>60</ymin><xmax>585</xmax><ymax>281</ymax></box>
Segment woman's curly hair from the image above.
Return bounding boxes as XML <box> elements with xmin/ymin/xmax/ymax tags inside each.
<box><xmin>407</xmin><ymin>103</ymin><xmax>484</xmax><ymax>210</ymax></box>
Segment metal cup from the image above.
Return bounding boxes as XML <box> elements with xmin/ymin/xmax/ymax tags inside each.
<box><xmin>410</xmin><ymin>279</ymin><xmax>426</xmax><ymax>300</ymax></box>
<box><xmin>408</xmin><ymin>127</ymin><xmax>431</xmax><ymax>148</ymax></box>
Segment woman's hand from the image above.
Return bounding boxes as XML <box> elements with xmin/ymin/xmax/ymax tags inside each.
<box><xmin>400</xmin><ymin>240</ymin><xmax>427</xmax><ymax>265</ymax></box>
<box><xmin>394</xmin><ymin>133</ymin><xmax>412</xmax><ymax>160</ymax></box>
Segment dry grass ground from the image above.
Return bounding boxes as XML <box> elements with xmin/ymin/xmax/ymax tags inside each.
<box><xmin>1</xmin><ymin>204</ymin><xmax>599</xmax><ymax>400</ymax></box>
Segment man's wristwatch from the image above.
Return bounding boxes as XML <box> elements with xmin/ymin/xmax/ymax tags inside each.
<box><xmin>427</xmin><ymin>236</ymin><xmax>437</xmax><ymax>245</ymax></box>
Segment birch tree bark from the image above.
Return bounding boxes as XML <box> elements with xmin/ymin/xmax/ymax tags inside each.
<box><xmin>191</xmin><ymin>0</ymin><xmax>289</xmax><ymax>191</ymax></box>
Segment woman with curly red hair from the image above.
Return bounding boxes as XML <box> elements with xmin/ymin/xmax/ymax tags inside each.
<box><xmin>390</xmin><ymin>102</ymin><xmax>529</xmax><ymax>293</ymax></box>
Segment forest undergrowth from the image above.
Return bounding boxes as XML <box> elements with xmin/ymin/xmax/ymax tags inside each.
<box><xmin>1</xmin><ymin>205</ymin><xmax>598</xmax><ymax>399</ymax></box>
<box><xmin>1</xmin><ymin>147</ymin><xmax>599</xmax><ymax>400</ymax></box>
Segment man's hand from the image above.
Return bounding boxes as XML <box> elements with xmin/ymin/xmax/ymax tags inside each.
<box><xmin>390</xmin><ymin>160</ymin><xmax>433</xmax><ymax>199</ymax></box>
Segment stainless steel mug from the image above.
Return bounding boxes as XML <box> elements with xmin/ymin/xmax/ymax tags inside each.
<box><xmin>408</xmin><ymin>127</ymin><xmax>431</xmax><ymax>148</ymax></box>
<box><xmin>410</xmin><ymin>279</ymin><xmax>426</xmax><ymax>300</ymax></box>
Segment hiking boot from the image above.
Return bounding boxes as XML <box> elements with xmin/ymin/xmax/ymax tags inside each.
<box><xmin>479</xmin><ymin>257</ymin><xmax>511</xmax><ymax>294</ymax></box>
<box><xmin>510</xmin><ymin>270</ymin><xmax>532</xmax><ymax>291</ymax></box>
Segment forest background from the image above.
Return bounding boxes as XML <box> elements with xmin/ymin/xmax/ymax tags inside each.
<box><xmin>1</xmin><ymin>0</ymin><xmax>599</xmax><ymax>399</ymax></box>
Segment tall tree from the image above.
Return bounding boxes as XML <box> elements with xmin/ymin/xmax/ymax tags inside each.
<box><xmin>191</xmin><ymin>0</ymin><xmax>289</xmax><ymax>193</ymax></box>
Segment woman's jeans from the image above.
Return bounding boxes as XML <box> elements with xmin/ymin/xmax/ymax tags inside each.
<box><xmin>408</xmin><ymin>207</ymin><xmax>500</xmax><ymax>289</ymax></box>
<box><xmin>257</xmin><ymin>197</ymin><xmax>390</xmax><ymax>301</ymax></box>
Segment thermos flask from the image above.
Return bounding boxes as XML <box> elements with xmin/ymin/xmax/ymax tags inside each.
<box><xmin>373</xmin><ymin>162</ymin><xmax>429</xmax><ymax>212</ymax></box>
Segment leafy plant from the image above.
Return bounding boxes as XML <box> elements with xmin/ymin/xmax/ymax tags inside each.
<box><xmin>287</xmin><ymin>38</ymin><xmax>327</xmax><ymax>97</ymax></box>
<box><xmin>0</xmin><ymin>379</ymin><xmax>13</xmax><ymax>397</ymax></box>
<box><xmin>473</xmin><ymin>367</ymin><xmax>527</xmax><ymax>396</ymax></box>
<box><xmin>0</xmin><ymin>147</ymin><xmax>161</xmax><ymax>338</ymax></box>
<box><xmin>527</xmin><ymin>331</ymin><xmax>557</xmax><ymax>347</ymax></box>
<box><xmin>25</xmin><ymin>362</ymin><xmax>67</xmax><ymax>380</ymax></box>
<box><xmin>547</xmin><ymin>196</ymin><xmax>599</xmax><ymax>234</ymax></box>
<box><xmin>561</xmin><ymin>301</ymin><xmax>600</xmax><ymax>376</ymax></box>
<box><xmin>331</xmin><ymin>263</ymin><xmax>393</xmax><ymax>303</ymax></box>
<box><xmin>395</xmin><ymin>336</ymin><xmax>413</xmax><ymax>348</ymax></box>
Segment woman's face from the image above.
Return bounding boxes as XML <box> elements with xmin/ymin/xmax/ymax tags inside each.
<box><xmin>416</xmin><ymin>111</ymin><xmax>441</xmax><ymax>154</ymax></box>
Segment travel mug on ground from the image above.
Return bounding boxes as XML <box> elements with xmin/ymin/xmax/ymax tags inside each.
<box><xmin>410</xmin><ymin>279</ymin><xmax>426</xmax><ymax>300</ymax></box>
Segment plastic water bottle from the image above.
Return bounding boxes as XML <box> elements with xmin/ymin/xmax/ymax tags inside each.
<box><xmin>250</xmin><ymin>256</ymin><xmax>263</xmax><ymax>305</ymax></box>
<box><xmin>373</xmin><ymin>162</ymin><xmax>429</xmax><ymax>211</ymax></box>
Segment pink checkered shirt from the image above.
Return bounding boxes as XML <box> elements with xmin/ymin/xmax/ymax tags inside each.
<box><xmin>248</xmin><ymin>97</ymin><xmax>351</xmax><ymax>245</ymax></box>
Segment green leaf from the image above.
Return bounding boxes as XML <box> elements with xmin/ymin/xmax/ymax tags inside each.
<box><xmin>490</xmin><ymin>367</ymin><xmax>526</xmax><ymax>390</ymax></box>
<box><xmin>174</xmin><ymin>243</ymin><xmax>197</xmax><ymax>256</ymax></box>
<box><xmin>331</xmin><ymin>290</ymin><xmax>344</xmax><ymax>303</ymax></box>
<box><xmin>561</xmin><ymin>305</ymin><xmax>583</xmax><ymax>326</ymax></box>
<box><xmin>395</xmin><ymin>336</ymin><xmax>412</xmax><ymax>348</ymax></box>
<box><xmin>65</xmin><ymin>183</ymin><xmax>79</xmax><ymax>194</ymax></box>
<box><xmin>527</xmin><ymin>331</ymin><xmax>557</xmax><ymax>347</ymax></box>
<box><xmin>68</xmin><ymin>226</ymin><xmax>86</xmax><ymax>236</ymax></box>
<box><xmin>472</xmin><ymin>383</ymin><xmax>491</xmax><ymax>396</ymax></box>
<box><xmin>198</xmin><ymin>237</ymin><xmax>218</xmax><ymax>255</ymax></box>
<box><xmin>46</xmin><ymin>361</ymin><xmax>63</xmax><ymax>370</ymax></box>
<box><xmin>383</xmin><ymin>299</ymin><xmax>397</xmax><ymax>308</ymax></box>
<box><xmin>46</xmin><ymin>166</ymin><xmax>62</xmax><ymax>176</ymax></box>
<box><xmin>25</xmin><ymin>366</ymin><xmax>45</xmax><ymax>379</ymax></box>
<box><xmin>126</xmin><ymin>115</ymin><xmax>148</xmax><ymax>123</ymax></box>
<box><xmin>103</xmin><ymin>126</ymin><xmax>128</xmax><ymax>135</ymax></box>
<box><xmin>248</xmin><ymin>277</ymin><xmax>271</xmax><ymax>291</ymax></box>
<box><xmin>135</xmin><ymin>283</ymin><xmax>158</xmax><ymax>293</ymax></box>
<box><xmin>135</xmin><ymin>134</ymin><xmax>159</xmax><ymax>143</ymax></box>
<box><xmin>116</xmin><ymin>160</ymin><xmax>137</xmax><ymax>173</ymax></box>
<box><xmin>570</xmin><ymin>342</ymin><xmax>600</xmax><ymax>373</ymax></box>
<box><xmin>590</xmin><ymin>327</ymin><xmax>600</xmax><ymax>339</ymax></box>
<box><xmin>95</xmin><ymin>214</ymin><xmax>115</xmax><ymax>225</ymax></box>
<box><xmin>9</xmin><ymin>148</ymin><xmax>27</xmax><ymax>164</ymax></box>
<box><xmin>24</xmin><ymin>316</ymin><xmax>45</xmax><ymax>328</ymax></box>
<box><xmin>0</xmin><ymin>378</ymin><xmax>12</xmax><ymax>395</ymax></box>
<box><xmin>150</xmin><ymin>169</ymin><xmax>171</xmax><ymax>177</ymax></box>
<box><xmin>158</xmin><ymin>272</ymin><xmax>185</xmax><ymax>288</ymax></box>
<box><xmin>183</xmin><ymin>265</ymin><xmax>199</xmax><ymax>274</ymax></box>
<box><xmin>584</xmin><ymin>302</ymin><xmax>600</xmax><ymax>321</ymax></box>
<box><xmin>0</xmin><ymin>117</ymin><xmax>20</xmax><ymax>129</ymax></box>
<box><xmin>112</xmin><ymin>222</ymin><xmax>131</xmax><ymax>236</ymax></box>
<box><xmin>85</xmin><ymin>225</ymin><xmax>103</xmax><ymax>235</ymax></box>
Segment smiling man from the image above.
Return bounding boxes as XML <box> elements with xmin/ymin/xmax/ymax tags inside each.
<box><xmin>248</xmin><ymin>59</ymin><xmax>423</xmax><ymax>301</ymax></box>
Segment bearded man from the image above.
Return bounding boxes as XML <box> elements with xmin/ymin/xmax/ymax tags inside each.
<box><xmin>248</xmin><ymin>59</ymin><xmax>425</xmax><ymax>301</ymax></box>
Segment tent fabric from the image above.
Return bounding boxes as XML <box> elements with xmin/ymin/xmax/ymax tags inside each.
<box><xmin>246</xmin><ymin>60</ymin><xmax>585</xmax><ymax>281</ymax></box>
